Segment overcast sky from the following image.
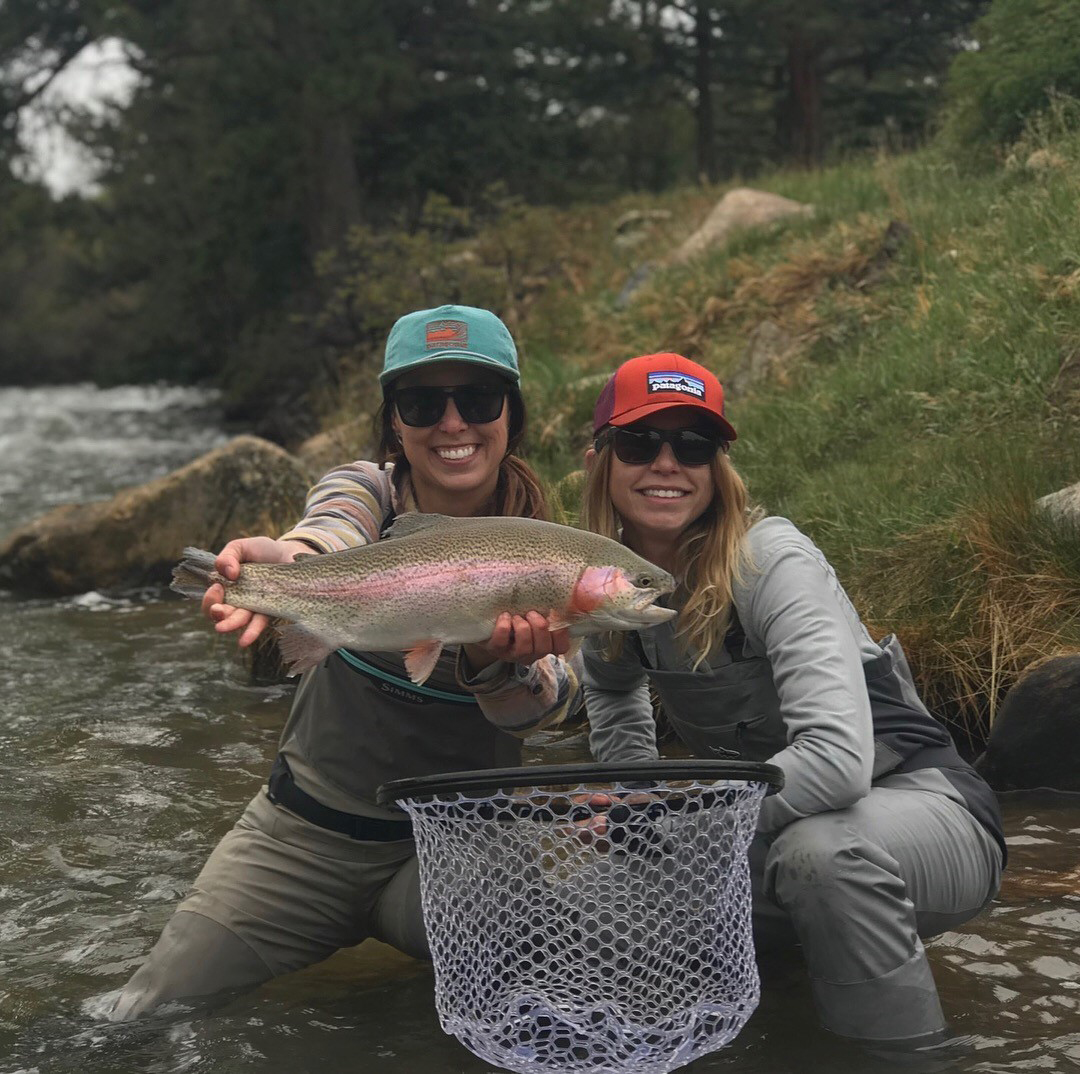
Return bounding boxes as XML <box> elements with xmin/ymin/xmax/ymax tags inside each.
<box><xmin>17</xmin><ymin>38</ymin><xmax>139</xmax><ymax>196</ymax></box>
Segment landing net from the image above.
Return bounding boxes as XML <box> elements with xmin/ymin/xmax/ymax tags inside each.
<box><xmin>379</xmin><ymin>760</ymin><xmax>783</xmax><ymax>1074</ymax></box>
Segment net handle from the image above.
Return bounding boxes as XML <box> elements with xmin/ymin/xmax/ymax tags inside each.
<box><xmin>376</xmin><ymin>759</ymin><xmax>783</xmax><ymax>806</ymax></box>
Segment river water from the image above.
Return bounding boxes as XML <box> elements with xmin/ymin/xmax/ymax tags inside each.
<box><xmin>0</xmin><ymin>384</ymin><xmax>1077</xmax><ymax>1074</ymax></box>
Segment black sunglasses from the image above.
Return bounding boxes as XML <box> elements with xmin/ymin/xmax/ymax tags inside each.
<box><xmin>597</xmin><ymin>426</ymin><xmax>727</xmax><ymax>467</ymax></box>
<box><xmin>394</xmin><ymin>384</ymin><xmax>508</xmax><ymax>428</ymax></box>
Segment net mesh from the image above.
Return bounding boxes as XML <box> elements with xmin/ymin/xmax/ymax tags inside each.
<box><xmin>396</xmin><ymin>776</ymin><xmax>769</xmax><ymax>1074</ymax></box>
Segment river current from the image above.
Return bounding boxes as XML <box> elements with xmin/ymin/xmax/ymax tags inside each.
<box><xmin>0</xmin><ymin>384</ymin><xmax>1076</xmax><ymax>1074</ymax></box>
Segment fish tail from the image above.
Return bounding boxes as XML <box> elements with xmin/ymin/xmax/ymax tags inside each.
<box><xmin>170</xmin><ymin>547</ymin><xmax>223</xmax><ymax>599</ymax></box>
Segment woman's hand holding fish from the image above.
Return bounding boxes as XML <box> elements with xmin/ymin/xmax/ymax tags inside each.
<box><xmin>463</xmin><ymin>611</ymin><xmax>572</xmax><ymax>673</ymax></box>
<box><xmin>202</xmin><ymin>537</ymin><xmax>314</xmax><ymax>648</ymax></box>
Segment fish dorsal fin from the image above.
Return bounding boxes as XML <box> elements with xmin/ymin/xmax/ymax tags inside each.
<box><xmin>383</xmin><ymin>512</ymin><xmax>452</xmax><ymax>540</ymax></box>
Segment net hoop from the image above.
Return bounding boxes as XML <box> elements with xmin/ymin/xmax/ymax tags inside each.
<box><xmin>377</xmin><ymin>759</ymin><xmax>783</xmax><ymax>805</ymax></box>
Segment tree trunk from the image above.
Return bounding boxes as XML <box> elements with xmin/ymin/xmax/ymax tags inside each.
<box><xmin>783</xmin><ymin>30</ymin><xmax>823</xmax><ymax>167</ymax></box>
<box><xmin>276</xmin><ymin>7</ymin><xmax>364</xmax><ymax>262</ymax></box>
<box><xmin>694</xmin><ymin>2</ymin><xmax>716</xmax><ymax>184</ymax></box>
<box><xmin>307</xmin><ymin>116</ymin><xmax>363</xmax><ymax>259</ymax></box>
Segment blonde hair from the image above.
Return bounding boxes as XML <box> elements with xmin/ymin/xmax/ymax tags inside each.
<box><xmin>581</xmin><ymin>442</ymin><xmax>760</xmax><ymax>666</ymax></box>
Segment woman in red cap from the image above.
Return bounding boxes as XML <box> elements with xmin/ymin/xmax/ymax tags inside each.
<box><xmin>581</xmin><ymin>352</ymin><xmax>1005</xmax><ymax>1056</ymax></box>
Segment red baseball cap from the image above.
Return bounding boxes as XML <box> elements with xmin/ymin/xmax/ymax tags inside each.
<box><xmin>592</xmin><ymin>353</ymin><xmax>737</xmax><ymax>441</ymax></box>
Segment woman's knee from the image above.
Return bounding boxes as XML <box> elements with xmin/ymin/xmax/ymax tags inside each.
<box><xmin>763</xmin><ymin>815</ymin><xmax>901</xmax><ymax>913</ymax></box>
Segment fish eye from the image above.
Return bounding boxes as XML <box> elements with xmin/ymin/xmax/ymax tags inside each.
<box><xmin>638</xmin><ymin>574</ymin><xmax>652</xmax><ymax>588</ymax></box>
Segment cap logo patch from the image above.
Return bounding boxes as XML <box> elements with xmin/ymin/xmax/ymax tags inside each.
<box><xmin>647</xmin><ymin>371</ymin><xmax>705</xmax><ymax>399</ymax></box>
<box><xmin>425</xmin><ymin>319</ymin><xmax>468</xmax><ymax>349</ymax></box>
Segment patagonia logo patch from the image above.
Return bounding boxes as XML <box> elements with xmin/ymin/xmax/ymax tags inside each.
<box><xmin>425</xmin><ymin>319</ymin><xmax>468</xmax><ymax>350</ymax></box>
<box><xmin>647</xmin><ymin>371</ymin><xmax>706</xmax><ymax>398</ymax></box>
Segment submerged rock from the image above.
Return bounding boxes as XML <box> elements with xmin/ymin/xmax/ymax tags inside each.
<box><xmin>975</xmin><ymin>654</ymin><xmax>1080</xmax><ymax>792</ymax></box>
<box><xmin>0</xmin><ymin>435</ymin><xmax>311</xmax><ymax>596</ymax></box>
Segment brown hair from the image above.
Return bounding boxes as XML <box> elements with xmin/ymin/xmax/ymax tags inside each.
<box><xmin>375</xmin><ymin>387</ymin><xmax>549</xmax><ymax>520</ymax></box>
<box><xmin>580</xmin><ymin>441</ymin><xmax>760</xmax><ymax>666</ymax></box>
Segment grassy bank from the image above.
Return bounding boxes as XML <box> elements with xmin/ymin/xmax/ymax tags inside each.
<box><xmin>324</xmin><ymin>118</ymin><xmax>1080</xmax><ymax>746</ymax></box>
<box><xmin>516</xmin><ymin>122</ymin><xmax>1080</xmax><ymax>746</ymax></box>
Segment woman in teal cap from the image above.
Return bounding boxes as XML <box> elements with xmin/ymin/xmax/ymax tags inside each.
<box><xmin>110</xmin><ymin>305</ymin><xmax>581</xmax><ymax>1019</ymax></box>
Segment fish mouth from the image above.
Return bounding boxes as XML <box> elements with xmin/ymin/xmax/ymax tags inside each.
<box><xmin>590</xmin><ymin>588</ymin><xmax>678</xmax><ymax>630</ymax></box>
<box><xmin>625</xmin><ymin>603</ymin><xmax>678</xmax><ymax>626</ymax></box>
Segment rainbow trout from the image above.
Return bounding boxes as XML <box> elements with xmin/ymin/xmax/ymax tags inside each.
<box><xmin>171</xmin><ymin>513</ymin><xmax>676</xmax><ymax>683</ymax></box>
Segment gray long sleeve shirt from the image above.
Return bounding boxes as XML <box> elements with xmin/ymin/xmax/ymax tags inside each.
<box><xmin>584</xmin><ymin>516</ymin><xmax>1005</xmax><ymax>852</ymax></box>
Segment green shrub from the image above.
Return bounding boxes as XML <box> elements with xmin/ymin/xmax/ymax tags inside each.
<box><xmin>940</xmin><ymin>0</ymin><xmax>1080</xmax><ymax>155</ymax></box>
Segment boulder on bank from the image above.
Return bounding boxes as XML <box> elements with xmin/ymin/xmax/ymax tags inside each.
<box><xmin>975</xmin><ymin>654</ymin><xmax>1080</xmax><ymax>792</ymax></box>
<box><xmin>296</xmin><ymin>416</ymin><xmax>374</xmax><ymax>481</ymax></box>
<box><xmin>725</xmin><ymin>320</ymin><xmax>800</xmax><ymax>397</ymax></box>
<box><xmin>1036</xmin><ymin>481</ymin><xmax>1080</xmax><ymax>527</ymax></box>
<box><xmin>616</xmin><ymin>188</ymin><xmax>814</xmax><ymax>307</ymax></box>
<box><xmin>668</xmin><ymin>187</ymin><xmax>813</xmax><ymax>267</ymax></box>
<box><xmin>0</xmin><ymin>435</ymin><xmax>311</xmax><ymax>596</ymax></box>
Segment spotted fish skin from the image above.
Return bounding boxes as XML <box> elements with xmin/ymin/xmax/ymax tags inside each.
<box><xmin>171</xmin><ymin>513</ymin><xmax>676</xmax><ymax>683</ymax></box>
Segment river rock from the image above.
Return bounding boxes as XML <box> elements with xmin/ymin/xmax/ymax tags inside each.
<box><xmin>974</xmin><ymin>654</ymin><xmax>1080</xmax><ymax>792</ymax></box>
<box><xmin>0</xmin><ymin>435</ymin><xmax>311</xmax><ymax>596</ymax></box>
<box><xmin>668</xmin><ymin>188</ymin><xmax>813</xmax><ymax>267</ymax></box>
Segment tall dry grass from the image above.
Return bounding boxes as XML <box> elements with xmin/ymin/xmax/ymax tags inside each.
<box><xmin>852</xmin><ymin>490</ymin><xmax>1080</xmax><ymax>751</ymax></box>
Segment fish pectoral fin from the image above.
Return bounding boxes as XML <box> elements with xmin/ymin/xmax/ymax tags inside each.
<box><xmin>402</xmin><ymin>640</ymin><xmax>444</xmax><ymax>685</ymax></box>
<box><xmin>277</xmin><ymin>624</ymin><xmax>334</xmax><ymax>676</ymax></box>
<box><xmin>547</xmin><ymin>614</ymin><xmax>572</xmax><ymax>632</ymax></box>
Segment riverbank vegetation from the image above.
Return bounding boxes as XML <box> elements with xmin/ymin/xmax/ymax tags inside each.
<box><xmin>376</xmin><ymin>104</ymin><xmax>1080</xmax><ymax>748</ymax></box>
<box><xmin>4</xmin><ymin>0</ymin><xmax>1080</xmax><ymax>743</ymax></box>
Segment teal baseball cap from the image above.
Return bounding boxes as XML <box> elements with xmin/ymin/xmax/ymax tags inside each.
<box><xmin>379</xmin><ymin>304</ymin><xmax>520</xmax><ymax>387</ymax></box>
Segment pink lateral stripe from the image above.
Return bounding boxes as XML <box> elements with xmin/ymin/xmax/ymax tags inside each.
<box><xmin>292</xmin><ymin>559</ymin><xmax>571</xmax><ymax>602</ymax></box>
